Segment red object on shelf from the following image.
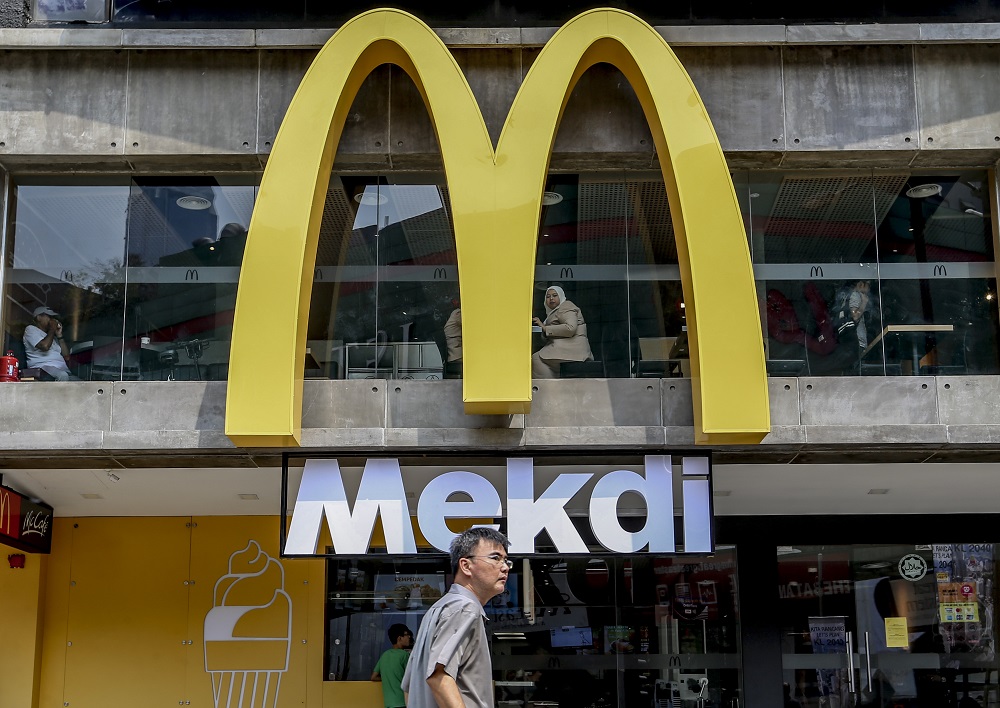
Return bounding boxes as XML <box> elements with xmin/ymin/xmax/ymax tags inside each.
<box><xmin>0</xmin><ymin>351</ymin><xmax>19</xmax><ymax>382</ymax></box>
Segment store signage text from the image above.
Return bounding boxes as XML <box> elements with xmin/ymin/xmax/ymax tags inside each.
<box><xmin>285</xmin><ymin>456</ymin><xmax>712</xmax><ymax>556</ymax></box>
<box><xmin>0</xmin><ymin>484</ymin><xmax>53</xmax><ymax>554</ymax></box>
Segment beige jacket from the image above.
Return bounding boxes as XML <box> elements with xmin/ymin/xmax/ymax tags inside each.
<box><xmin>536</xmin><ymin>299</ymin><xmax>594</xmax><ymax>362</ymax></box>
<box><xmin>443</xmin><ymin>308</ymin><xmax>462</xmax><ymax>361</ymax></box>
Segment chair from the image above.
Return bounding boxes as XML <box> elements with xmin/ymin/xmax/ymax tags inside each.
<box><xmin>636</xmin><ymin>337</ymin><xmax>682</xmax><ymax>378</ymax></box>
<box><xmin>207</xmin><ymin>362</ymin><xmax>229</xmax><ymax>381</ymax></box>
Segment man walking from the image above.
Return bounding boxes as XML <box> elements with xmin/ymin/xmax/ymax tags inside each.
<box><xmin>401</xmin><ymin>527</ymin><xmax>511</xmax><ymax>708</ymax></box>
<box><xmin>371</xmin><ymin>623</ymin><xmax>413</xmax><ymax>708</ymax></box>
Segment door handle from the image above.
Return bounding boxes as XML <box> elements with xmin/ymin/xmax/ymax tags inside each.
<box><xmin>864</xmin><ymin>631</ymin><xmax>872</xmax><ymax>688</ymax></box>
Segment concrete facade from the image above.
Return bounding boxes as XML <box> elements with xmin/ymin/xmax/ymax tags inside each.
<box><xmin>1</xmin><ymin>376</ymin><xmax>999</xmax><ymax>464</ymax></box>
<box><xmin>0</xmin><ymin>27</ymin><xmax>999</xmax><ymax>170</ymax></box>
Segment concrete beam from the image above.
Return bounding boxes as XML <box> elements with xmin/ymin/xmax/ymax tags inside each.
<box><xmin>0</xmin><ymin>377</ymin><xmax>998</xmax><ymax>461</ymax></box>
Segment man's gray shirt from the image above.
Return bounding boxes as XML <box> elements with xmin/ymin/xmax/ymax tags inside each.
<box><xmin>400</xmin><ymin>584</ymin><xmax>493</xmax><ymax>708</ymax></box>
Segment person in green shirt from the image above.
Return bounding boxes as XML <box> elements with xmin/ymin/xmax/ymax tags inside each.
<box><xmin>371</xmin><ymin>623</ymin><xmax>413</xmax><ymax>708</ymax></box>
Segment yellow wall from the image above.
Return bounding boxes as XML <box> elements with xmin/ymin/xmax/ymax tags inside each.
<box><xmin>23</xmin><ymin>516</ymin><xmax>378</xmax><ymax>708</ymax></box>
<box><xmin>0</xmin><ymin>541</ymin><xmax>46</xmax><ymax>708</ymax></box>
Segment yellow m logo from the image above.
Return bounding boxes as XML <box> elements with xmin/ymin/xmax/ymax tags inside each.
<box><xmin>225</xmin><ymin>7</ymin><xmax>769</xmax><ymax>447</ymax></box>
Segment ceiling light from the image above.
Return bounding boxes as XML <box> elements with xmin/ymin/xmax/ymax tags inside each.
<box><xmin>354</xmin><ymin>192</ymin><xmax>388</xmax><ymax>205</ymax></box>
<box><xmin>106</xmin><ymin>472</ymin><xmax>120</xmax><ymax>483</ymax></box>
<box><xmin>965</xmin><ymin>208</ymin><xmax>984</xmax><ymax>217</ymax></box>
<box><xmin>81</xmin><ymin>493</ymin><xmax>103</xmax><ymax>499</ymax></box>
<box><xmin>867</xmin><ymin>488</ymin><xmax>889</xmax><ymax>495</ymax></box>
<box><xmin>776</xmin><ymin>546</ymin><xmax>802</xmax><ymax>556</ymax></box>
<box><xmin>541</xmin><ymin>191</ymin><xmax>563</xmax><ymax>206</ymax></box>
<box><xmin>176</xmin><ymin>195</ymin><xmax>212</xmax><ymax>210</ymax></box>
<box><xmin>238</xmin><ymin>493</ymin><xmax>259</xmax><ymax>501</ymax></box>
<box><xmin>905</xmin><ymin>183</ymin><xmax>941</xmax><ymax>199</ymax></box>
<box><xmin>861</xmin><ymin>561</ymin><xmax>892</xmax><ymax>569</ymax></box>
<box><xmin>749</xmin><ymin>192</ymin><xmax>760</xmax><ymax>198</ymax></box>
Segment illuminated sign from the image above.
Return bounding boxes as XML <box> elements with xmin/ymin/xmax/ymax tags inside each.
<box><xmin>282</xmin><ymin>455</ymin><xmax>713</xmax><ymax>556</ymax></box>
<box><xmin>227</xmin><ymin>7</ymin><xmax>769</xmax><ymax>447</ymax></box>
<box><xmin>0</xmin><ymin>484</ymin><xmax>53</xmax><ymax>554</ymax></box>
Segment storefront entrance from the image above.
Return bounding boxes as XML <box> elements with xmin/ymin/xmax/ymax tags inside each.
<box><xmin>778</xmin><ymin>544</ymin><xmax>997</xmax><ymax>708</ymax></box>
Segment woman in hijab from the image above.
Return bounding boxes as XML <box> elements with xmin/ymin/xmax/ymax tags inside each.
<box><xmin>531</xmin><ymin>285</ymin><xmax>594</xmax><ymax>378</ymax></box>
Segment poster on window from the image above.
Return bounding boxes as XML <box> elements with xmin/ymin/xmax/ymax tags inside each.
<box><xmin>373</xmin><ymin>572</ymin><xmax>446</xmax><ymax>611</ymax></box>
<box><xmin>808</xmin><ymin>616</ymin><xmax>850</xmax><ymax>708</ymax></box>
<box><xmin>932</xmin><ymin>544</ymin><xmax>994</xmax><ymax>659</ymax></box>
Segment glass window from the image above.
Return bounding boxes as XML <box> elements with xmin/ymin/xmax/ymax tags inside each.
<box><xmin>748</xmin><ymin>169</ymin><xmax>999</xmax><ymax>377</ymax></box>
<box><xmin>874</xmin><ymin>173</ymin><xmax>999</xmax><ymax>375</ymax></box>
<box><xmin>325</xmin><ymin>549</ymin><xmax>742</xmax><ymax>707</ymax></box>
<box><xmin>309</xmin><ymin>174</ymin><xmax>458</xmax><ymax>381</ymax></box>
<box><xmin>123</xmin><ymin>178</ymin><xmax>255</xmax><ymax>381</ymax></box>
<box><xmin>625</xmin><ymin>172</ymin><xmax>688</xmax><ymax>381</ymax></box>
<box><xmin>3</xmin><ymin>179</ymin><xmax>129</xmax><ymax>381</ymax></box>
<box><xmin>778</xmin><ymin>544</ymin><xmax>998</xmax><ymax>708</ymax></box>
<box><xmin>749</xmin><ymin>171</ymin><xmax>882</xmax><ymax>377</ymax></box>
<box><xmin>34</xmin><ymin>0</ymin><xmax>108</xmax><ymax>23</ymax></box>
<box><xmin>1</xmin><ymin>176</ymin><xmax>255</xmax><ymax>381</ymax></box>
<box><xmin>534</xmin><ymin>174</ymin><xmax>631</xmax><ymax>379</ymax></box>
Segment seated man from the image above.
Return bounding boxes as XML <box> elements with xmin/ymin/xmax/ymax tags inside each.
<box><xmin>23</xmin><ymin>307</ymin><xmax>73</xmax><ymax>381</ymax></box>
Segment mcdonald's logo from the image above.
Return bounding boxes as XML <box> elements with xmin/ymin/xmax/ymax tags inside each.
<box><xmin>433</xmin><ymin>267</ymin><xmax>448</xmax><ymax>280</ymax></box>
<box><xmin>315</xmin><ymin>267</ymin><xmax>325</xmax><ymax>281</ymax></box>
<box><xmin>810</xmin><ymin>266</ymin><xmax>824</xmax><ymax>278</ymax></box>
<box><xmin>668</xmin><ymin>655</ymin><xmax>682</xmax><ymax>668</ymax></box>
<box><xmin>0</xmin><ymin>488</ymin><xmax>12</xmax><ymax>537</ymax></box>
<box><xmin>185</xmin><ymin>269</ymin><xmax>199</xmax><ymax>281</ymax></box>
<box><xmin>226</xmin><ymin>7</ymin><xmax>769</xmax><ymax>447</ymax></box>
<box><xmin>559</xmin><ymin>267</ymin><xmax>575</xmax><ymax>279</ymax></box>
<box><xmin>934</xmin><ymin>264</ymin><xmax>947</xmax><ymax>277</ymax></box>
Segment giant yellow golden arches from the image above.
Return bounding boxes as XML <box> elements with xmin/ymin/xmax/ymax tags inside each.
<box><xmin>225</xmin><ymin>7</ymin><xmax>769</xmax><ymax>447</ymax></box>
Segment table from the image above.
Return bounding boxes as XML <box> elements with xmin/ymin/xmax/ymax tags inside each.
<box><xmin>862</xmin><ymin>324</ymin><xmax>955</xmax><ymax>375</ymax></box>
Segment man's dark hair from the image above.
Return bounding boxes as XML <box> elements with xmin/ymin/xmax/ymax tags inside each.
<box><xmin>387</xmin><ymin>623</ymin><xmax>411</xmax><ymax>644</ymax></box>
<box><xmin>449</xmin><ymin>527</ymin><xmax>510</xmax><ymax>574</ymax></box>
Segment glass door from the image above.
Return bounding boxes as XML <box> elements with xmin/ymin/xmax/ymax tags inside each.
<box><xmin>778</xmin><ymin>544</ymin><xmax>998</xmax><ymax>708</ymax></box>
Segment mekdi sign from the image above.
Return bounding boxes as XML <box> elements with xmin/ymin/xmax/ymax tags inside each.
<box><xmin>281</xmin><ymin>454</ymin><xmax>712</xmax><ymax>557</ymax></box>
<box><xmin>0</xmin><ymin>484</ymin><xmax>53</xmax><ymax>554</ymax></box>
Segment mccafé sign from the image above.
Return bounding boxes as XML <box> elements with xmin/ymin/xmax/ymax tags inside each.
<box><xmin>225</xmin><ymin>7</ymin><xmax>769</xmax><ymax>448</ymax></box>
<box><xmin>0</xmin><ymin>484</ymin><xmax>53</xmax><ymax>554</ymax></box>
<box><xmin>282</xmin><ymin>454</ymin><xmax>712</xmax><ymax>557</ymax></box>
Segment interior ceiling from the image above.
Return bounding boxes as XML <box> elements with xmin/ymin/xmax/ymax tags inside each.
<box><xmin>4</xmin><ymin>462</ymin><xmax>999</xmax><ymax>519</ymax></box>
<box><xmin>318</xmin><ymin>173</ymin><xmax>987</xmax><ymax>271</ymax></box>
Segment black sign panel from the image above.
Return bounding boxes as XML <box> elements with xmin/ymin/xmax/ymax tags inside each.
<box><xmin>0</xmin><ymin>484</ymin><xmax>53</xmax><ymax>554</ymax></box>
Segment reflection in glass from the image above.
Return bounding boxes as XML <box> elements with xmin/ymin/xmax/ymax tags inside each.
<box><xmin>123</xmin><ymin>179</ymin><xmax>255</xmax><ymax>381</ymax></box>
<box><xmin>1</xmin><ymin>178</ymin><xmax>255</xmax><ymax>381</ymax></box>
<box><xmin>308</xmin><ymin>175</ymin><xmax>459</xmax><ymax>381</ymax></box>
<box><xmin>2</xmin><ymin>181</ymin><xmax>129</xmax><ymax>381</ymax></box>
<box><xmin>324</xmin><ymin>549</ymin><xmax>742</xmax><ymax>707</ymax></box>
<box><xmin>778</xmin><ymin>544</ymin><xmax>998</xmax><ymax>708</ymax></box>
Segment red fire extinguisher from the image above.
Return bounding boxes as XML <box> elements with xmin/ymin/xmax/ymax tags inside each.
<box><xmin>0</xmin><ymin>351</ymin><xmax>20</xmax><ymax>382</ymax></box>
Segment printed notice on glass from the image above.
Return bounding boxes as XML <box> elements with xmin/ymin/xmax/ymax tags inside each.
<box><xmin>885</xmin><ymin>617</ymin><xmax>909</xmax><ymax>647</ymax></box>
<box><xmin>940</xmin><ymin>603</ymin><xmax>980</xmax><ymax>623</ymax></box>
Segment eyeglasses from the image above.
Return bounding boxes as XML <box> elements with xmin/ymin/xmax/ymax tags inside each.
<box><xmin>466</xmin><ymin>554</ymin><xmax>514</xmax><ymax>570</ymax></box>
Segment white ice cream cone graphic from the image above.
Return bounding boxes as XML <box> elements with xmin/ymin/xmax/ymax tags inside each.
<box><xmin>204</xmin><ymin>541</ymin><xmax>292</xmax><ymax>708</ymax></box>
